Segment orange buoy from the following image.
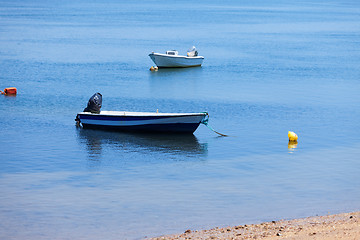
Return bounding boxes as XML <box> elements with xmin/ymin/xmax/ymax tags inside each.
<box><xmin>1</xmin><ymin>87</ymin><xmax>17</xmax><ymax>95</ymax></box>
<box><xmin>149</xmin><ymin>66</ymin><xmax>158</xmax><ymax>71</ymax></box>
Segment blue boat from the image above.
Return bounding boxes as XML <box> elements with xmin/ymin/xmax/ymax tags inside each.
<box><xmin>75</xmin><ymin>111</ymin><xmax>207</xmax><ymax>134</ymax></box>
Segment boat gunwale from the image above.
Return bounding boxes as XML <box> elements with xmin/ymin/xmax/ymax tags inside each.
<box><xmin>77</xmin><ymin>111</ymin><xmax>207</xmax><ymax>117</ymax></box>
<box><xmin>149</xmin><ymin>52</ymin><xmax>204</xmax><ymax>60</ymax></box>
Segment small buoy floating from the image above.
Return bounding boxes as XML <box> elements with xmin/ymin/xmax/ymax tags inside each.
<box><xmin>288</xmin><ymin>131</ymin><xmax>298</xmax><ymax>151</ymax></box>
<box><xmin>288</xmin><ymin>131</ymin><xmax>298</xmax><ymax>141</ymax></box>
<box><xmin>0</xmin><ymin>87</ymin><xmax>17</xmax><ymax>95</ymax></box>
<box><xmin>149</xmin><ymin>66</ymin><xmax>158</xmax><ymax>71</ymax></box>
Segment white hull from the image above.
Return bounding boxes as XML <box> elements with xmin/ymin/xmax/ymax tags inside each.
<box><xmin>149</xmin><ymin>53</ymin><xmax>204</xmax><ymax>68</ymax></box>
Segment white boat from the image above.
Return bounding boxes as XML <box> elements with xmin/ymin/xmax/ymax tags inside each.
<box><xmin>149</xmin><ymin>46</ymin><xmax>204</xmax><ymax>68</ymax></box>
<box><xmin>76</xmin><ymin>111</ymin><xmax>208</xmax><ymax>134</ymax></box>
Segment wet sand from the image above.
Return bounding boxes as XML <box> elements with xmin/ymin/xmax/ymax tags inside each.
<box><xmin>150</xmin><ymin>211</ymin><xmax>359</xmax><ymax>239</ymax></box>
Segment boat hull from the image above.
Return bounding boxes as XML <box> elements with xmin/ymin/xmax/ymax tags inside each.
<box><xmin>149</xmin><ymin>53</ymin><xmax>204</xmax><ymax>68</ymax></box>
<box><xmin>76</xmin><ymin>111</ymin><xmax>207</xmax><ymax>134</ymax></box>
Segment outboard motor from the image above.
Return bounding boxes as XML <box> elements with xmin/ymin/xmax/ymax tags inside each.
<box><xmin>83</xmin><ymin>92</ymin><xmax>102</xmax><ymax>113</ymax></box>
<box><xmin>187</xmin><ymin>46</ymin><xmax>198</xmax><ymax>57</ymax></box>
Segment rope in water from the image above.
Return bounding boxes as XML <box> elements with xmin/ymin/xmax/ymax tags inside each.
<box><xmin>201</xmin><ymin>112</ymin><xmax>228</xmax><ymax>137</ymax></box>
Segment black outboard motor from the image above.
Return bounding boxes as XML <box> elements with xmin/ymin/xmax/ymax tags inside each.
<box><xmin>83</xmin><ymin>92</ymin><xmax>102</xmax><ymax>113</ymax></box>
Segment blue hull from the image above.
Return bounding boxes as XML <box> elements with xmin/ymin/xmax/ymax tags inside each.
<box><xmin>82</xmin><ymin>122</ymin><xmax>201</xmax><ymax>134</ymax></box>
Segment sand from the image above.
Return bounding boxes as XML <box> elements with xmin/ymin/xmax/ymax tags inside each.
<box><xmin>150</xmin><ymin>211</ymin><xmax>359</xmax><ymax>239</ymax></box>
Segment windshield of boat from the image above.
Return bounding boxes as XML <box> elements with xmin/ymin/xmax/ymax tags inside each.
<box><xmin>188</xmin><ymin>46</ymin><xmax>196</xmax><ymax>52</ymax></box>
<box><xmin>166</xmin><ymin>50</ymin><xmax>178</xmax><ymax>55</ymax></box>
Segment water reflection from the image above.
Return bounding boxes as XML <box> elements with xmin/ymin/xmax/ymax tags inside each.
<box><xmin>288</xmin><ymin>141</ymin><xmax>298</xmax><ymax>153</ymax></box>
<box><xmin>148</xmin><ymin>66</ymin><xmax>203</xmax><ymax>78</ymax></box>
<box><xmin>76</xmin><ymin>128</ymin><xmax>208</xmax><ymax>160</ymax></box>
<box><xmin>148</xmin><ymin>67</ymin><xmax>204</xmax><ymax>99</ymax></box>
<box><xmin>2</xmin><ymin>94</ymin><xmax>17</xmax><ymax>99</ymax></box>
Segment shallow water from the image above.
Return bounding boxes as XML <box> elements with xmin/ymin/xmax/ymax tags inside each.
<box><xmin>1</xmin><ymin>0</ymin><xmax>360</xmax><ymax>239</ymax></box>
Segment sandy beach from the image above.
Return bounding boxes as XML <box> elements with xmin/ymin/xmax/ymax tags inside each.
<box><xmin>150</xmin><ymin>211</ymin><xmax>359</xmax><ymax>239</ymax></box>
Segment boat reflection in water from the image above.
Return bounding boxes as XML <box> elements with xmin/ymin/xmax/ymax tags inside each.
<box><xmin>76</xmin><ymin>128</ymin><xmax>208</xmax><ymax>162</ymax></box>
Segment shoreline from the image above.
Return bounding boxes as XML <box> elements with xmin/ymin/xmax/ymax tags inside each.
<box><xmin>150</xmin><ymin>211</ymin><xmax>359</xmax><ymax>239</ymax></box>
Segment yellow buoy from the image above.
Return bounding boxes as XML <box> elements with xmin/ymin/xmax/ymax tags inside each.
<box><xmin>288</xmin><ymin>131</ymin><xmax>298</xmax><ymax>141</ymax></box>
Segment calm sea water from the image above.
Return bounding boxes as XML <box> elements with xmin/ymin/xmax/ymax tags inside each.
<box><xmin>1</xmin><ymin>0</ymin><xmax>360</xmax><ymax>239</ymax></box>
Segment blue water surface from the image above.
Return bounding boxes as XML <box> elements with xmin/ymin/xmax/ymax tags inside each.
<box><xmin>1</xmin><ymin>0</ymin><xmax>360</xmax><ymax>239</ymax></box>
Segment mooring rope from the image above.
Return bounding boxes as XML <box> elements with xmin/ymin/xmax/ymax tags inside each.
<box><xmin>75</xmin><ymin>114</ymin><xmax>81</xmax><ymax>127</ymax></box>
<box><xmin>201</xmin><ymin>112</ymin><xmax>228</xmax><ymax>137</ymax></box>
